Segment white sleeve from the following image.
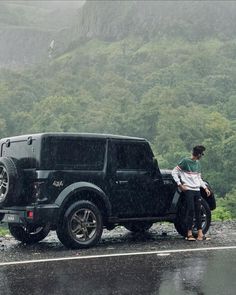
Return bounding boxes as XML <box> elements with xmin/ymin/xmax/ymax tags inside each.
<box><xmin>199</xmin><ymin>173</ymin><xmax>207</xmax><ymax>189</ymax></box>
<box><xmin>171</xmin><ymin>166</ymin><xmax>181</xmax><ymax>186</ymax></box>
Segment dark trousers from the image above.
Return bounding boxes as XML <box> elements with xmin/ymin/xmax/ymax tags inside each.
<box><xmin>184</xmin><ymin>190</ymin><xmax>202</xmax><ymax>231</ymax></box>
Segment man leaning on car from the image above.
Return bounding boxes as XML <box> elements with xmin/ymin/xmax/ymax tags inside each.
<box><xmin>172</xmin><ymin>145</ymin><xmax>211</xmax><ymax>241</ymax></box>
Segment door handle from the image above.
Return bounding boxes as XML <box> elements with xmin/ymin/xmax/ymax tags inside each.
<box><xmin>115</xmin><ymin>180</ymin><xmax>128</xmax><ymax>184</ymax></box>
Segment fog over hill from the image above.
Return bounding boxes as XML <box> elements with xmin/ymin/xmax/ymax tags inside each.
<box><xmin>0</xmin><ymin>2</ymin><xmax>236</xmax><ymax>201</ymax></box>
<box><xmin>0</xmin><ymin>1</ymin><xmax>84</xmax><ymax>68</ymax></box>
<box><xmin>75</xmin><ymin>1</ymin><xmax>236</xmax><ymax>41</ymax></box>
<box><xmin>2</xmin><ymin>1</ymin><xmax>236</xmax><ymax>68</ymax></box>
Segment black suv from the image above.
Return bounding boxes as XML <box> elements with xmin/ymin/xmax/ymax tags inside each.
<box><xmin>0</xmin><ymin>133</ymin><xmax>216</xmax><ymax>248</ymax></box>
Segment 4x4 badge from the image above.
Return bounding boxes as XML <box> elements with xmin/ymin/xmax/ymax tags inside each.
<box><xmin>52</xmin><ymin>180</ymin><xmax>64</xmax><ymax>188</ymax></box>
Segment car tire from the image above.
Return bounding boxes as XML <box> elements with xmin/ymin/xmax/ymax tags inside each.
<box><xmin>174</xmin><ymin>197</ymin><xmax>211</xmax><ymax>237</ymax></box>
<box><xmin>124</xmin><ymin>221</ymin><xmax>153</xmax><ymax>233</ymax></box>
<box><xmin>8</xmin><ymin>223</ymin><xmax>50</xmax><ymax>244</ymax></box>
<box><xmin>56</xmin><ymin>200</ymin><xmax>103</xmax><ymax>249</ymax></box>
<box><xmin>0</xmin><ymin>157</ymin><xmax>22</xmax><ymax>206</ymax></box>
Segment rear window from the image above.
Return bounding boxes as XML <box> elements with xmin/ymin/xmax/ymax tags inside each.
<box><xmin>1</xmin><ymin>140</ymin><xmax>37</xmax><ymax>169</ymax></box>
<box><xmin>42</xmin><ymin>137</ymin><xmax>106</xmax><ymax>170</ymax></box>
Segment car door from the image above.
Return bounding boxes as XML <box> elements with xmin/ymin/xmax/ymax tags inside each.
<box><xmin>108</xmin><ymin>139</ymin><xmax>162</xmax><ymax>218</ymax></box>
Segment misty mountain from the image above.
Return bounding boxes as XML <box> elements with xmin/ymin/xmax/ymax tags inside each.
<box><xmin>75</xmin><ymin>1</ymin><xmax>236</xmax><ymax>41</ymax></box>
<box><xmin>2</xmin><ymin>1</ymin><xmax>236</xmax><ymax>68</ymax></box>
<box><xmin>0</xmin><ymin>1</ymin><xmax>84</xmax><ymax>68</ymax></box>
<box><xmin>1</xmin><ymin>2</ymin><xmax>236</xmax><ymax>199</ymax></box>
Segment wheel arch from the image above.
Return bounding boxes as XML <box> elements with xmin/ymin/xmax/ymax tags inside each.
<box><xmin>200</xmin><ymin>185</ymin><xmax>216</xmax><ymax>210</ymax></box>
<box><xmin>170</xmin><ymin>186</ymin><xmax>215</xmax><ymax>214</ymax></box>
<box><xmin>55</xmin><ymin>182</ymin><xmax>111</xmax><ymax>225</ymax></box>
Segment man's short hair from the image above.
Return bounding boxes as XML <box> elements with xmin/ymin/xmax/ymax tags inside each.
<box><xmin>192</xmin><ymin>145</ymin><xmax>206</xmax><ymax>156</ymax></box>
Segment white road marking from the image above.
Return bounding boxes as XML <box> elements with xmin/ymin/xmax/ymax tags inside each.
<box><xmin>0</xmin><ymin>246</ymin><xmax>235</xmax><ymax>267</ymax></box>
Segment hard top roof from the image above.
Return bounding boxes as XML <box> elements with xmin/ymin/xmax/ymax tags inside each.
<box><xmin>1</xmin><ymin>132</ymin><xmax>146</xmax><ymax>142</ymax></box>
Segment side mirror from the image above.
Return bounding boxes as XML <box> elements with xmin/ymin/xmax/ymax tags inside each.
<box><xmin>153</xmin><ymin>158</ymin><xmax>158</xmax><ymax>168</ymax></box>
<box><xmin>150</xmin><ymin>158</ymin><xmax>158</xmax><ymax>175</ymax></box>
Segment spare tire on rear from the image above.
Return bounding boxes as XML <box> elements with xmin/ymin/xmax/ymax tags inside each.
<box><xmin>0</xmin><ymin>157</ymin><xmax>22</xmax><ymax>206</ymax></box>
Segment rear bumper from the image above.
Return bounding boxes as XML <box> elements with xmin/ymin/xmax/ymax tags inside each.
<box><xmin>0</xmin><ymin>204</ymin><xmax>59</xmax><ymax>226</ymax></box>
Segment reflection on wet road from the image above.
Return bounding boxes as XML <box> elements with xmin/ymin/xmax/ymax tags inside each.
<box><xmin>0</xmin><ymin>249</ymin><xmax>235</xmax><ymax>295</ymax></box>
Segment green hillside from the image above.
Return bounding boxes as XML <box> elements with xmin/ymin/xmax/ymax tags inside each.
<box><xmin>0</xmin><ymin>1</ymin><xmax>236</xmax><ymax>218</ymax></box>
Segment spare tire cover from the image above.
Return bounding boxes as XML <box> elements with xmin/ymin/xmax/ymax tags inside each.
<box><xmin>0</xmin><ymin>157</ymin><xmax>22</xmax><ymax>206</ymax></box>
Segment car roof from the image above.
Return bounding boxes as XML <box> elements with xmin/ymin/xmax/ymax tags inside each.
<box><xmin>1</xmin><ymin>132</ymin><xmax>146</xmax><ymax>142</ymax></box>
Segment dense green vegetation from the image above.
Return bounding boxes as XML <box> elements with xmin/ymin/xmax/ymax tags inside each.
<box><xmin>0</xmin><ymin>1</ymin><xmax>235</xmax><ymax>219</ymax></box>
<box><xmin>212</xmin><ymin>190</ymin><xmax>236</xmax><ymax>221</ymax></box>
<box><xmin>0</xmin><ymin>224</ymin><xmax>8</xmax><ymax>237</ymax></box>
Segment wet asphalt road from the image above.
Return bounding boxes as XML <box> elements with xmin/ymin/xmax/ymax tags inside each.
<box><xmin>0</xmin><ymin>221</ymin><xmax>236</xmax><ymax>295</ymax></box>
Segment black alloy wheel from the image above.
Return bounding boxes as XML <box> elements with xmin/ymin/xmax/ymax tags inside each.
<box><xmin>56</xmin><ymin>200</ymin><xmax>103</xmax><ymax>249</ymax></box>
<box><xmin>0</xmin><ymin>165</ymin><xmax>9</xmax><ymax>204</ymax></box>
<box><xmin>0</xmin><ymin>157</ymin><xmax>22</xmax><ymax>206</ymax></box>
<box><xmin>8</xmin><ymin>223</ymin><xmax>51</xmax><ymax>244</ymax></box>
<box><xmin>174</xmin><ymin>197</ymin><xmax>211</xmax><ymax>237</ymax></box>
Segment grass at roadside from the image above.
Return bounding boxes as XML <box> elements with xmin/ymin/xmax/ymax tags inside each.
<box><xmin>0</xmin><ymin>225</ymin><xmax>9</xmax><ymax>237</ymax></box>
<box><xmin>212</xmin><ymin>207</ymin><xmax>232</xmax><ymax>221</ymax></box>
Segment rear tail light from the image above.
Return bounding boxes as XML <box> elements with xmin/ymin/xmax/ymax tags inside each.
<box><xmin>27</xmin><ymin>211</ymin><xmax>34</xmax><ymax>219</ymax></box>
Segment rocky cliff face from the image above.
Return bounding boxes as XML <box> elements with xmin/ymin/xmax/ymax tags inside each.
<box><xmin>75</xmin><ymin>1</ymin><xmax>236</xmax><ymax>41</ymax></box>
<box><xmin>2</xmin><ymin>1</ymin><xmax>236</xmax><ymax>68</ymax></box>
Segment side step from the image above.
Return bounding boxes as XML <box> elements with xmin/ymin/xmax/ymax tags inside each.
<box><xmin>108</xmin><ymin>214</ymin><xmax>175</xmax><ymax>224</ymax></box>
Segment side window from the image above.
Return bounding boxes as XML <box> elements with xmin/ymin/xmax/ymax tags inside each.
<box><xmin>115</xmin><ymin>142</ymin><xmax>151</xmax><ymax>170</ymax></box>
<box><xmin>44</xmin><ymin>138</ymin><xmax>106</xmax><ymax>170</ymax></box>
